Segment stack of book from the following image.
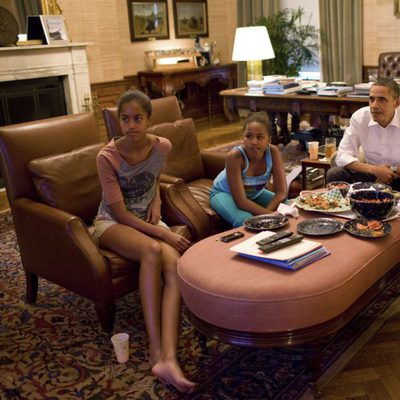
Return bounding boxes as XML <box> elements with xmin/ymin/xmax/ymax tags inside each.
<box><xmin>305</xmin><ymin>167</ymin><xmax>325</xmax><ymax>190</ymax></box>
<box><xmin>317</xmin><ymin>85</ymin><xmax>353</xmax><ymax>97</ymax></box>
<box><xmin>247</xmin><ymin>80</ymin><xmax>268</xmax><ymax>94</ymax></box>
<box><xmin>347</xmin><ymin>82</ymin><xmax>372</xmax><ymax>97</ymax></box>
<box><xmin>264</xmin><ymin>81</ymin><xmax>302</xmax><ymax>94</ymax></box>
<box><xmin>230</xmin><ymin>231</ymin><xmax>330</xmax><ymax>271</ymax></box>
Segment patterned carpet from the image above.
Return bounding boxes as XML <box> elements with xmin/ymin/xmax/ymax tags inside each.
<box><xmin>1</xmin><ymin>210</ymin><xmax>400</xmax><ymax>400</ymax></box>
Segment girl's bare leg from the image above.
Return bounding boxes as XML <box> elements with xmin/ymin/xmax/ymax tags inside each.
<box><xmin>151</xmin><ymin>242</ymin><xmax>196</xmax><ymax>393</ymax></box>
<box><xmin>99</xmin><ymin>224</ymin><xmax>163</xmax><ymax>364</ymax></box>
<box><xmin>99</xmin><ymin>225</ymin><xmax>195</xmax><ymax>392</ymax></box>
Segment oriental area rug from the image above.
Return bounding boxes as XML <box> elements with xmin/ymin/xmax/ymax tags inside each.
<box><xmin>1</xmin><ymin>210</ymin><xmax>400</xmax><ymax>400</ymax></box>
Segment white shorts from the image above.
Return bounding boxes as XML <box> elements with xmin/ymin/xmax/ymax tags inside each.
<box><xmin>89</xmin><ymin>218</ymin><xmax>169</xmax><ymax>244</ymax></box>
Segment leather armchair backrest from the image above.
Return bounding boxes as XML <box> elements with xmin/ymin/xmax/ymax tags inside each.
<box><xmin>102</xmin><ymin>95</ymin><xmax>183</xmax><ymax>140</ymax></box>
<box><xmin>148</xmin><ymin>118</ymin><xmax>205</xmax><ymax>181</ymax></box>
<box><xmin>0</xmin><ymin>112</ymin><xmax>100</xmax><ymax>201</ymax></box>
<box><xmin>378</xmin><ymin>52</ymin><xmax>400</xmax><ymax>79</ymax></box>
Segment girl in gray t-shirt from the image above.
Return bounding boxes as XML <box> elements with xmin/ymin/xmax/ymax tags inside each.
<box><xmin>93</xmin><ymin>89</ymin><xmax>195</xmax><ymax>394</ymax></box>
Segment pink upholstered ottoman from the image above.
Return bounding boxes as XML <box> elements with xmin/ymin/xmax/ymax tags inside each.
<box><xmin>178</xmin><ymin>212</ymin><xmax>400</xmax><ymax>345</ymax></box>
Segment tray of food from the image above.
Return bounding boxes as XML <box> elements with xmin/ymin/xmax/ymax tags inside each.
<box><xmin>295</xmin><ymin>188</ymin><xmax>351</xmax><ymax>213</ymax></box>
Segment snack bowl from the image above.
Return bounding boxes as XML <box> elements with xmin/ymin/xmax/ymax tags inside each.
<box><xmin>352</xmin><ymin>182</ymin><xmax>391</xmax><ymax>191</ymax></box>
<box><xmin>349</xmin><ymin>190</ymin><xmax>395</xmax><ymax>220</ymax></box>
<box><xmin>326</xmin><ymin>181</ymin><xmax>350</xmax><ymax>197</ymax></box>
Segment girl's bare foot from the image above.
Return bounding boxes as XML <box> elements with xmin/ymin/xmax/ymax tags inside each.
<box><xmin>152</xmin><ymin>359</ymin><xmax>196</xmax><ymax>393</ymax></box>
<box><xmin>149</xmin><ymin>348</ymin><xmax>161</xmax><ymax>368</ymax></box>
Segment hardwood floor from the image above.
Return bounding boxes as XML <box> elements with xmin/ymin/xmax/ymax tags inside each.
<box><xmin>195</xmin><ymin>115</ymin><xmax>243</xmax><ymax>150</ymax></box>
<box><xmin>319</xmin><ymin>303</ymin><xmax>400</xmax><ymax>400</ymax></box>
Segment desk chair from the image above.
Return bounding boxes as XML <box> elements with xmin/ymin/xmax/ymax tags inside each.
<box><xmin>378</xmin><ymin>52</ymin><xmax>400</xmax><ymax>79</ymax></box>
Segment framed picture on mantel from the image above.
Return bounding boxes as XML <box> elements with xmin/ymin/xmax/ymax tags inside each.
<box><xmin>127</xmin><ymin>0</ymin><xmax>170</xmax><ymax>41</ymax></box>
<box><xmin>173</xmin><ymin>0</ymin><xmax>209</xmax><ymax>38</ymax></box>
<box><xmin>40</xmin><ymin>15</ymin><xmax>69</xmax><ymax>44</ymax></box>
<box><xmin>27</xmin><ymin>15</ymin><xmax>69</xmax><ymax>45</ymax></box>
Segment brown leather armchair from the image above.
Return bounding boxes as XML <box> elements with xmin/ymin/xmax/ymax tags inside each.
<box><xmin>103</xmin><ymin>98</ymin><xmax>230</xmax><ymax>241</ymax></box>
<box><xmin>0</xmin><ymin>112</ymin><xmax>189</xmax><ymax>332</ymax></box>
<box><xmin>378</xmin><ymin>52</ymin><xmax>400</xmax><ymax>79</ymax></box>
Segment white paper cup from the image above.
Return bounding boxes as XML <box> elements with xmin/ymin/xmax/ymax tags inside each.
<box><xmin>111</xmin><ymin>332</ymin><xmax>129</xmax><ymax>363</ymax></box>
<box><xmin>308</xmin><ymin>141</ymin><xmax>319</xmax><ymax>160</ymax></box>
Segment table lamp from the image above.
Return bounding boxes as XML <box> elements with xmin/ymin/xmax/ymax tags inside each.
<box><xmin>232</xmin><ymin>26</ymin><xmax>275</xmax><ymax>82</ymax></box>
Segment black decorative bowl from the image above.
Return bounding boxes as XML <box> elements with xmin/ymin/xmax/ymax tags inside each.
<box><xmin>349</xmin><ymin>190</ymin><xmax>395</xmax><ymax>220</ymax></box>
<box><xmin>352</xmin><ymin>182</ymin><xmax>392</xmax><ymax>191</ymax></box>
<box><xmin>326</xmin><ymin>181</ymin><xmax>350</xmax><ymax>197</ymax></box>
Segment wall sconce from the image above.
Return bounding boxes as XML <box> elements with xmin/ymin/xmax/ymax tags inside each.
<box><xmin>232</xmin><ymin>26</ymin><xmax>275</xmax><ymax>82</ymax></box>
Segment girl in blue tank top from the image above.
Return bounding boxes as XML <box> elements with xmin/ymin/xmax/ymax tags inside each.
<box><xmin>210</xmin><ymin>113</ymin><xmax>287</xmax><ymax>227</ymax></box>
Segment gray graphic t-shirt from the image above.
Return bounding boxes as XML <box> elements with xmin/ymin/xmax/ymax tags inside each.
<box><xmin>95</xmin><ymin>136</ymin><xmax>171</xmax><ymax>221</ymax></box>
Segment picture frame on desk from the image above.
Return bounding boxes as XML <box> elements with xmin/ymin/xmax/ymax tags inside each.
<box><xmin>172</xmin><ymin>0</ymin><xmax>209</xmax><ymax>38</ymax></box>
<box><xmin>127</xmin><ymin>0</ymin><xmax>170</xmax><ymax>42</ymax></box>
<box><xmin>195</xmin><ymin>51</ymin><xmax>211</xmax><ymax>67</ymax></box>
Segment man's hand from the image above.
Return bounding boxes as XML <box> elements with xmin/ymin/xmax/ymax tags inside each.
<box><xmin>373</xmin><ymin>165</ymin><xmax>397</xmax><ymax>185</ymax></box>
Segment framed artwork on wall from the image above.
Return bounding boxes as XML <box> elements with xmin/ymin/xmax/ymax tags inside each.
<box><xmin>172</xmin><ymin>0</ymin><xmax>209</xmax><ymax>38</ymax></box>
<box><xmin>127</xmin><ymin>0</ymin><xmax>170</xmax><ymax>41</ymax></box>
<box><xmin>396</xmin><ymin>0</ymin><xmax>400</xmax><ymax>16</ymax></box>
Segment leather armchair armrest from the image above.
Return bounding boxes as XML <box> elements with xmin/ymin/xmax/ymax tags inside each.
<box><xmin>11</xmin><ymin>198</ymin><xmax>114</xmax><ymax>302</ymax></box>
<box><xmin>160</xmin><ymin>173</ymin><xmax>185</xmax><ymax>185</ymax></box>
<box><xmin>200</xmin><ymin>149</ymin><xmax>227</xmax><ymax>179</ymax></box>
<box><xmin>160</xmin><ymin>181</ymin><xmax>210</xmax><ymax>242</ymax></box>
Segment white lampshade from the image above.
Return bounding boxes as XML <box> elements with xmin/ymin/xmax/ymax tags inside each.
<box><xmin>232</xmin><ymin>26</ymin><xmax>275</xmax><ymax>61</ymax></box>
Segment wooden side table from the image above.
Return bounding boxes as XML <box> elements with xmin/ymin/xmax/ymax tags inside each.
<box><xmin>301</xmin><ymin>158</ymin><xmax>331</xmax><ymax>189</ymax></box>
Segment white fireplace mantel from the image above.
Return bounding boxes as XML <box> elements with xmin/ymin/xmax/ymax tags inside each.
<box><xmin>0</xmin><ymin>43</ymin><xmax>91</xmax><ymax>114</ymax></box>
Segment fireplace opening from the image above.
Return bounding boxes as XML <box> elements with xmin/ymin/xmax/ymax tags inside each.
<box><xmin>0</xmin><ymin>76</ymin><xmax>68</xmax><ymax>188</ymax></box>
<box><xmin>0</xmin><ymin>76</ymin><xmax>68</xmax><ymax>126</ymax></box>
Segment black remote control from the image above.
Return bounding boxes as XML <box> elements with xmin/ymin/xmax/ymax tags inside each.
<box><xmin>256</xmin><ymin>231</ymin><xmax>293</xmax><ymax>246</ymax></box>
<box><xmin>259</xmin><ymin>234</ymin><xmax>304</xmax><ymax>254</ymax></box>
<box><xmin>220</xmin><ymin>231</ymin><xmax>245</xmax><ymax>243</ymax></box>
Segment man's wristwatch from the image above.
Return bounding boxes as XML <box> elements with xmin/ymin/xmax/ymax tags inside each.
<box><xmin>391</xmin><ymin>165</ymin><xmax>398</xmax><ymax>173</ymax></box>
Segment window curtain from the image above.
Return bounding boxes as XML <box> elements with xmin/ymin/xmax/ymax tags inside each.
<box><xmin>236</xmin><ymin>0</ymin><xmax>280</xmax><ymax>86</ymax></box>
<box><xmin>319</xmin><ymin>0</ymin><xmax>363</xmax><ymax>83</ymax></box>
<box><xmin>237</xmin><ymin>0</ymin><xmax>280</xmax><ymax>26</ymax></box>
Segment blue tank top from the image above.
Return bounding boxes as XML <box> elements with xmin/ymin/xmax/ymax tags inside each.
<box><xmin>211</xmin><ymin>145</ymin><xmax>273</xmax><ymax>200</ymax></box>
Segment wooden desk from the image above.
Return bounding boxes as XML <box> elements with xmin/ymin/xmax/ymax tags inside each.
<box><xmin>138</xmin><ymin>64</ymin><xmax>237</xmax><ymax>120</ymax></box>
<box><xmin>220</xmin><ymin>88</ymin><xmax>369</xmax><ymax>144</ymax></box>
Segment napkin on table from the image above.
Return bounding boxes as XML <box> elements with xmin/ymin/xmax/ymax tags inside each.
<box><xmin>277</xmin><ymin>202</ymin><xmax>299</xmax><ymax>218</ymax></box>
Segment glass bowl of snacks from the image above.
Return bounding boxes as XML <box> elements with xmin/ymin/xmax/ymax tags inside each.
<box><xmin>349</xmin><ymin>190</ymin><xmax>395</xmax><ymax>220</ymax></box>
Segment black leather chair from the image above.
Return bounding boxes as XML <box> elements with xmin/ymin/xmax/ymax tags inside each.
<box><xmin>378</xmin><ymin>52</ymin><xmax>400</xmax><ymax>79</ymax></box>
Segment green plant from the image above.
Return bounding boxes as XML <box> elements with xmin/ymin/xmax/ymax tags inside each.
<box><xmin>255</xmin><ymin>7</ymin><xmax>319</xmax><ymax>77</ymax></box>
